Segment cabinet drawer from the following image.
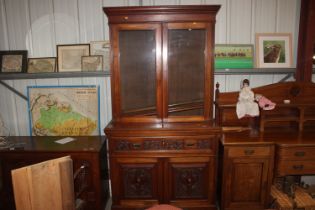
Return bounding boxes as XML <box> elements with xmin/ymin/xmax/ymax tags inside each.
<box><xmin>278</xmin><ymin>147</ymin><xmax>315</xmax><ymax>160</ymax></box>
<box><xmin>227</xmin><ymin>146</ymin><xmax>271</xmax><ymax>157</ymax></box>
<box><xmin>112</xmin><ymin>137</ymin><xmax>216</xmax><ymax>154</ymax></box>
<box><xmin>276</xmin><ymin>160</ymin><xmax>315</xmax><ymax>176</ymax></box>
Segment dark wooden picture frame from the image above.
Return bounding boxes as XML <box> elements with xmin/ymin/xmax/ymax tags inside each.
<box><xmin>0</xmin><ymin>50</ymin><xmax>27</xmax><ymax>73</ymax></box>
<box><xmin>27</xmin><ymin>57</ymin><xmax>56</xmax><ymax>73</ymax></box>
<box><xmin>57</xmin><ymin>44</ymin><xmax>90</xmax><ymax>72</ymax></box>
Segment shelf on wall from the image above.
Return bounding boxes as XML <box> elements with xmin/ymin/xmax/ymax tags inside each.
<box><xmin>0</xmin><ymin>68</ymin><xmax>314</xmax><ymax>80</ymax></box>
<box><xmin>0</xmin><ymin>71</ymin><xmax>110</xmax><ymax>80</ymax></box>
<box><xmin>214</xmin><ymin>68</ymin><xmax>297</xmax><ymax>75</ymax></box>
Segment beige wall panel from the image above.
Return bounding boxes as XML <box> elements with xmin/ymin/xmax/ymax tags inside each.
<box><xmin>78</xmin><ymin>0</ymin><xmax>105</xmax><ymax>43</ymax></box>
<box><xmin>253</xmin><ymin>0</ymin><xmax>277</xmax><ymax>34</ymax></box>
<box><xmin>53</xmin><ymin>0</ymin><xmax>80</xmax><ymax>46</ymax></box>
<box><xmin>0</xmin><ymin>0</ymin><xmax>9</xmax><ymax>50</ymax></box>
<box><xmin>229</xmin><ymin>0</ymin><xmax>252</xmax><ymax>44</ymax></box>
<box><xmin>28</xmin><ymin>0</ymin><xmax>55</xmax><ymax>57</ymax></box>
<box><xmin>4</xmin><ymin>0</ymin><xmax>32</xmax><ymax>51</ymax></box>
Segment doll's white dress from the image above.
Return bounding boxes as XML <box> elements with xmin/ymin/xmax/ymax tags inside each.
<box><xmin>236</xmin><ymin>86</ymin><xmax>259</xmax><ymax>119</ymax></box>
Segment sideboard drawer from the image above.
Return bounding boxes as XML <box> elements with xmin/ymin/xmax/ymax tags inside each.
<box><xmin>278</xmin><ymin>147</ymin><xmax>315</xmax><ymax>160</ymax></box>
<box><xmin>227</xmin><ymin>146</ymin><xmax>271</xmax><ymax>157</ymax></box>
<box><xmin>112</xmin><ymin>137</ymin><xmax>217</xmax><ymax>154</ymax></box>
<box><xmin>276</xmin><ymin>160</ymin><xmax>315</xmax><ymax>176</ymax></box>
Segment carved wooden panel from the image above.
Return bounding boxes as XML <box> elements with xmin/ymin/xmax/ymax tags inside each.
<box><xmin>122</xmin><ymin>166</ymin><xmax>153</xmax><ymax>198</ymax></box>
<box><xmin>173</xmin><ymin>165</ymin><xmax>206</xmax><ymax>198</ymax></box>
<box><xmin>166</xmin><ymin>156</ymin><xmax>214</xmax><ymax>204</ymax></box>
<box><xmin>114</xmin><ymin>138</ymin><xmax>215</xmax><ymax>151</ymax></box>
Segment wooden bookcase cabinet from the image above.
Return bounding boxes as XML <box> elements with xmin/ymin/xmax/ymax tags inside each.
<box><xmin>103</xmin><ymin>5</ymin><xmax>221</xmax><ymax>210</ymax></box>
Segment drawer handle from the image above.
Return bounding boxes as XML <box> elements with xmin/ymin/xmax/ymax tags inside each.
<box><xmin>293</xmin><ymin>165</ymin><xmax>304</xmax><ymax>170</ymax></box>
<box><xmin>294</xmin><ymin>151</ymin><xmax>305</xmax><ymax>157</ymax></box>
<box><xmin>132</xmin><ymin>143</ymin><xmax>141</xmax><ymax>149</ymax></box>
<box><xmin>186</xmin><ymin>143</ymin><xmax>196</xmax><ymax>147</ymax></box>
<box><xmin>244</xmin><ymin>149</ymin><xmax>255</xmax><ymax>155</ymax></box>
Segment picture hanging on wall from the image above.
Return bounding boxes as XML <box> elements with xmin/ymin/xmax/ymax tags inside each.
<box><xmin>214</xmin><ymin>44</ymin><xmax>254</xmax><ymax>69</ymax></box>
<box><xmin>27</xmin><ymin>57</ymin><xmax>56</xmax><ymax>73</ymax></box>
<box><xmin>255</xmin><ymin>33</ymin><xmax>292</xmax><ymax>68</ymax></box>
<box><xmin>0</xmin><ymin>50</ymin><xmax>27</xmax><ymax>73</ymax></box>
<box><xmin>27</xmin><ymin>85</ymin><xmax>100</xmax><ymax>136</ymax></box>
<box><xmin>90</xmin><ymin>41</ymin><xmax>110</xmax><ymax>71</ymax></box>
<box><xmin>57</xmin><ymin>44</ymin><xmax>90</xmax><ymax>72</ymax></box>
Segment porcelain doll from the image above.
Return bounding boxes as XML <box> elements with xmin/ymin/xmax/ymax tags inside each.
<box><xmin>236</xmin><ymin>79</ymin><xmax>259</xmax><ymax>119</ymax></box>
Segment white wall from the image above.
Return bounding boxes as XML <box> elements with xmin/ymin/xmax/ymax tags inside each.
<box><xmin>0</xmin><ymin>0</ymin><xmax>301</xmax><ymax>135</ymax></box>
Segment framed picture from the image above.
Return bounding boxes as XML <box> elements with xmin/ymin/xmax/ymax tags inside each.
<box><xmin>255</xmin><ymin>33</ymin><xmax>292</xmax><ymax>68</ymax></box>
<box><xmin>82</xmin><ymin>55</ymin><xmax>103</xmax><ymax>71</ymax></box>
<box><xmin>90</xmin><ymin>41</ymin><xmax>110</xmax><ymax>71</ymax></box>
<box><xmin>57</xmin><ymin>44</ymin><xmax>90</xmax><ymax>72</ymax></box>
<box><xmin>27</xmin><ymin>85</ymin><xmax>100</xmax><ymax>136</ymax></box>
<box><xmin>215</xmin><ymin>44</ymin><xmax>254</xmax><ymax>69</ymax></box>
<box><xmin>27</xmin><ymin>57</ymin><xmax>56</xmax><ymax>73</ymax></box>
<box><xmin>0</xmin><ymin>50</ymin><xmax>27</xmax><ymax>73</ymax></box>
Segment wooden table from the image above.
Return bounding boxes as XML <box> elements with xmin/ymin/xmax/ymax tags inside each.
<box><xmin>0</xmin><ymin>136</ymin><xmax>108</xmax><ymax>210</ymax></box>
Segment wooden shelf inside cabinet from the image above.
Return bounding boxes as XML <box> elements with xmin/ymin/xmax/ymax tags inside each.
<box><xmin>0</xmin><ymin>71</ymin><xmax>110</xmax><ymax>80</ymax></box>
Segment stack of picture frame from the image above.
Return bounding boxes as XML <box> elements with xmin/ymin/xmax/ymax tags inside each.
<box><xmin>215</xmin><ymin>33</ymin><xmax>293</xmax><ymax>69</ymax></box>
<box><xmin>0</xmin><ymin>41</ymin><xmax>110</xmax><ymax>74</ymax></box>
<box><xmin>0</xmin><ymin>33</ymin><xmax>295</xmax><ymax>73</ymax></box>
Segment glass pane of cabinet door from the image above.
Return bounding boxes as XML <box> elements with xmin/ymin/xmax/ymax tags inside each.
<box><xmin>165</xmin><ymin>23</ymin><xmax>210</xmax><ymax>120</ymax></box>
<box><xmin>112</xmin><ymin>24</ymin><xmax>162</xmax><ymax>120</ymax></box>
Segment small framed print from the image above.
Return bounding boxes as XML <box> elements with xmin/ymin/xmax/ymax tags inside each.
<box><xmin>90</xmin><ymin>41</ymin><xmax>110</xmax><ymax>71</ymax></box>
<box><xmin>255</xmin><ymin>33</ymin><xmax>293</xmax><ymax>68</ymax></box>
<box><xmin>82</xmin><ymin>55</ymin><xmax>103</xmax><ymax>71</ymax></box>
<box><xmin>57</xmin><ymin>44</ymin><xmax>90</xmax><ymax>72</ymax></box>
<box><xmin>27</xmin><ymin>57</ymin><xmax>56</xmax><ymax>73</ymax></box>
<box><xmin>215</xmin><ymin>44</ymin><xmax>254</xmax><ymax>69</ymax></box>
<box><xmin>0</xmin><ymin>50</ymin><xmax>27</xmax><ymax>73</ymax></box>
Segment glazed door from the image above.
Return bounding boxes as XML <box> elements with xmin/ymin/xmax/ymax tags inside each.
<box><xmin>222</xmin><ymin>158</ymin><xmax>270</xmax><ymax>210</ymax></box>
<box><xmin>110</xmin><ymin>23</ymin><xmax>162</xmax><ymax>123</ymax></box>
<box><xmin>110</xmin><ymin>157</ymin><xmax>163</xmax><ymax>208</ymax></box>
<box><xmin>165</xmin><ymin>156</ymin><xmax>216</xmax><ymax>209</ymax></box>
<box><xmin>163</xmin><ymin>22</ymin><xmax>214</xmax><ymax>122</ymax></box>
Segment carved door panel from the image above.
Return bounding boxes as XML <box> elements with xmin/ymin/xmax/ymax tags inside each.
<box><xmin>223</xmin><ymin>158</ymin><xmax>270</xmax><ymax>210</ymax></box>
<box><xmin>165</xmin><ymin>157</ymin><xmax>216</xmax><ymax>208</ymax></box>
<box><xmin>110</xmin><ymin>157</ymin><xmax>163</xmax><ymax>207</ymax></box>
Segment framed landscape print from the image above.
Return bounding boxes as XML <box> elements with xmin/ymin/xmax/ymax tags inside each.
<box><xmin>90</xmin><ymin>41</ymin><xmax>110</xmax><ymax>71</ymax></box>
<box><xmin>256</xmin><ymin>33</ymin><xmax>292</xmax><ymax>68</ymax></box>
<box><xmin>82</xmin><ymin>55</ymin><xmax>103</xmax><ymax>71</ymax></box>
<box><xmin>0</xmin><ymin>50</ymin><xmax>27</xmax><ymax>73</ymax></box>
<box><xmin>27</xmin><ymin>57</ymin><xmax>56</xmax><ymax>73</ymax></box>
<box><xmin>27</xmin><ymin>85</ymin><xmax>100</xmax><ymax>136</ymax></box>
<box><xmin>57</xmin><ymin>44</ymin><xmax>90</xmax><ymax>72</ymax></box>
<box><xmin>214</xmin><ymin>44</ymin><xmax>254</xmax><ymax>69</ymax></box>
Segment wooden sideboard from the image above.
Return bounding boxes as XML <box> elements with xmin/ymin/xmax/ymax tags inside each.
<box><xmin>220</xmin><ymin>129</ymin><xmax>315</xmax><ymax>210</ymax></box>
<box><xmin>0</xmin><ymin>136</ymin><xmax>109</xmax><ymax>210</ymax></box>
<box><xmin>215</xmin><ymin>81</ymin><xmax>315</xmax><ymax>210</ymax></box>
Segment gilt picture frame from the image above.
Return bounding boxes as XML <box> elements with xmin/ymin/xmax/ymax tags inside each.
<box><xmin>27</xmin><ymin>57</ymin><xmax>56</xmax><ymax>73</ymax></box>
<box><xmin>0</xmin><ymin>50</ymin><xmax>27</xmax><ymax>73</ymax></box>
<box><xmin>57</xmin><ymin>44</ymin><xmax>90</xmax><ymax>72</ymax></box>
<box><xmin>255</xmin><ymin>33</ymin><xmax>292</xmax><ymax>68</ymax></box>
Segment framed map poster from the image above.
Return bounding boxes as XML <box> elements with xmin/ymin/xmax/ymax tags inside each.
<box><xmin>27</xmin><ymin>85</ymin><xmax>100</xmax><ymax>136</ymax></box>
